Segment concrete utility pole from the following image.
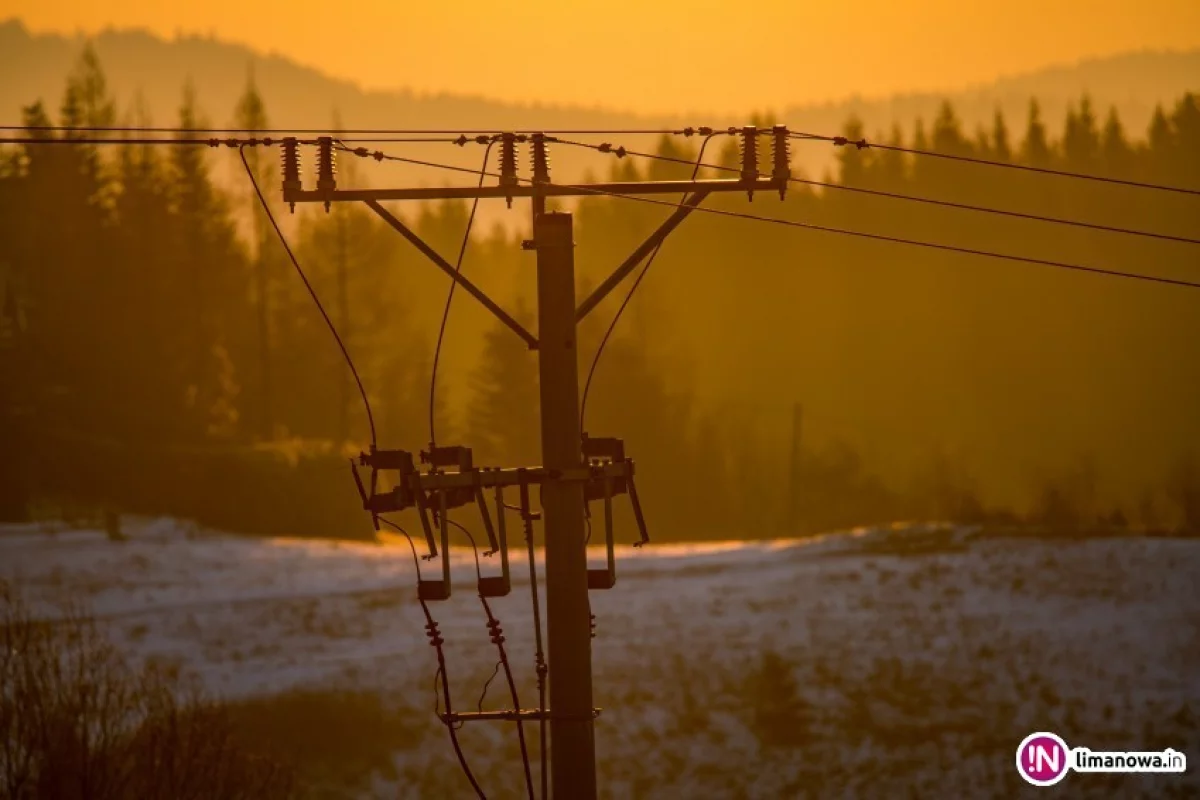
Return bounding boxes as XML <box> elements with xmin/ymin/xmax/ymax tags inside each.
<box><xmin>285</xmin><ymin>126</ymin><xmax>792</xmax><ymax>799</ymax></box>
<box><xmin>533</xmin><ymin>211</ymin><xmax>596</xmax><ymax>794</ymax></box>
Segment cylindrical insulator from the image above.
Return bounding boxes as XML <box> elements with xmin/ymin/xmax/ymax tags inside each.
<box><xmin>500</xmin><ymin>134</ymin><xmax>519</xmax><ymax>186</ymax></box>
<box><xmin>316</xmin><ymin>137</ymin><xmax>337</xmax><ymax>190</ymax></box>
<box><xmin>531</xmin><ymin>133</ymin><xmax>550</xmax><ymax>184</ymax></box>
<box><xmin>500</xmin><ymin>133</ymin><xmax>518</xmax><ymax>209</ymax></box>
<box><xmin>281</xmin><ymin>137</ymin><xmax>301</xmax><ymax>188</ymax></box>
<box><xmin>316</xmin><ymin>136</ymin><xmax>336</xmax><ymax>212</ymax></box>
<box><xmin>740</xmin><ymin>126</ymin><xmax>758</xmax><ymax>200</ymax></box>
<box><xmin>281</xmin><ymin>137</ymin><xmax>301</xmax><ymax>213</ymax></box>
<box><xmin>772</xmin><ymin>124</ymin><xmax>791</xmax><ymax>199</ymax></box>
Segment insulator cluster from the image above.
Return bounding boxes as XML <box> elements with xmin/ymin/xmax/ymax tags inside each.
<box><xmin>281</xmin><ymin>138</ymin><xmax>301</xmax><ymax>187</ymax></box>
<box><xmin>486</xmin><ymin>617</ymin><xmax>505</xmax><ymax>646</ymax></box>
<box><xmin>316</xmin><ymin>136</ymin><xmax>337</xmax><ymax>212</ymax></box>
<box><xmin>500</xmin><ymin>133</ymin><xmax>519</xmax><ymax>208</ymax></box>
<box><xmin>772</xmin><ymin>125</ymin><xmax>791</xmax><ymax>200</ymax></box>
<box><xmin>740</xmin><ymin>126</ymin><xmax>759</xmax><ymax>201</ymax></box>
<box><xmin>530</xmin><ymin>133</ymin><xmax>551</xmax><ymax>185</ymax></box>
<box><xmin>425</xmin><ymin>619</ymin><xmax>445</xmax><ymax>648</ymax></box>
<box><xmin>281</xmin><ymin>137</ymin><xmax>301</xmax><ymax>213</ymax></box>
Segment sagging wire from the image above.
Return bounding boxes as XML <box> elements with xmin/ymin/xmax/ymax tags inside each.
<box><xmin>334</xmin><ymin>140</ymin><xmax>1200</xmax><ymax>290</ymax></box>
<box><xmin>576</xmin><ymin>140</ymin><xmax>1200</xmax><ymax>247</ymax></box>
<box><xmin>444</xmin><ymin>517</ymin><xmax>536</xmax><ymax>800</ymax></box>
<box><xmin>239</xmin><ymin>143</ymin><xmax>378</xmax><ymax>447</ymax></box>
<box><xmin>574</xmin><ymin>131</ymin><xmax>724</xmax><ymax>431</ymax></box>
<box><xmin>791</xmin><ymin>130</ymin><xmax>1200</xmax><ymax>198</ymax></box>
<box><xmin>429</xmin><ymin>138</ymin><xmax>498</xmax><ymax>450</ymax></box>
<box><xmin>516</xmin><ymin>472</ymin><xmax>549</xmax><ymax>800</ymax></box>
<box><xmin>376</xmin><ymin>517</ymin><xmax>486</xmax><ymax>800</ymax></box>
<box><xmin>334</xmin><ymin>135</ymin><xmax>500</xmax><ymax>449</ymax></box>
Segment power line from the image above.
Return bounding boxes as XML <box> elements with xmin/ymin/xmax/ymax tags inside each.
<box><xmin>443</xmin><ymin>516</ymin><xmax>536</xmax><ymax>800</ymax></box>
<box><xmin>0</xmin><ymin>135</ymin><xmax>462</xmax><ymax>146</ymax></box>
<box><xmin>238</xmin><ymin>144</ymin><xmax>379</xmax><ymax>446</ymax></box>
<box><xmin>600</xmin><ymin>188</ymin><xmax>1200</xmax><ymax>291</ymax></box>
<box><xmin>340</xmin><ymin>147</ymin><xmax>1200</xmax><ymax>291</ymax></box>
<box><xmin>424</xmin><ymin>139</ymin><xmax>496</xmax><ymax>449</ymax></box>
<box><xmin>562</xmin><ymin>139</ymin><xmax>1200</xmax><ymax>247</ymax></box>
<box><xmin>377</xmin><ymin>517</ymin><xmax>487</xmax><ymax>799</ymax></box>
<box><xmin>1</xmin><ymin>124</ymin><xmax>688</xmax><ymax>135</ymax></box>
<box><xmin>791</xmin><ymin>131</ymin><xmax>1200</xmax><ymax>197</ymax></box>
<box><xmin>578</xmin><ymin>132</ymin><xmax>723</xmax><ymax>432</ymax></box>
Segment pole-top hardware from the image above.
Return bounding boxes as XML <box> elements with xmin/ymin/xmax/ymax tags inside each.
<box><xmin>772</xmin><ymin>125</ymin><xmax>791</xmax><ymax>200</ymax></box>
<box><xmin>531</xmin><ymin>133</ymin><xmax>551</xmax><ymax>186</ymax></box>
<box><xmin>281</xmin><ymin>137</ymin><xmax>301</xmax><ymax>213</ymax></box>
<box><xmin>741</xmin><ymin>126</ymin><xmax>758</xmax><ymax>201</ymax></box>
<box><xmin>316</xmin><ymin>136</ymin><xmax>337</xmax><ymax>212</ymax></box>
<box><xmin>500</xmin><ymin>133</ymin><xmax>520</xmax><ymax>209</ymax></box>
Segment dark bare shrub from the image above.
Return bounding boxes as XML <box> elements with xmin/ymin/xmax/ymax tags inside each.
<box><xmin>0</xmin><ymin>580</ymin><xmax>295</xmax><ymax>800</ymax></box>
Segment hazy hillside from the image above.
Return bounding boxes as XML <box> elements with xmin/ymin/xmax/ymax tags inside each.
<box><xmin>3</xmin><ymin>17</ymin><xmax>1198</xmax><ymax>188</ymax></box>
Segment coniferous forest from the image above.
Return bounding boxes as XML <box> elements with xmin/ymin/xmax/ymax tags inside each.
<box><xmin>1</xmin><ymin>46</ymin><xmax>1198</xmax><ymax>540</ymax></box>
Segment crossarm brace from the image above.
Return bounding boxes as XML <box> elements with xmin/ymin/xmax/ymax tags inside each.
<box><xmin>575</xmin><ymin>191</ymin><xmax>710</xmax><ymax>321</ymax></box>
<box><xmin>364</xmin><ymin>199</ymin><xmax>539</xmax><ymax>350</ymax></box>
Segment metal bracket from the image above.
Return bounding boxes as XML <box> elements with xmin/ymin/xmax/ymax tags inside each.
<box><xmin>363</xmin><ymin>199</ymin><xmax>539</xmax><ymax>350</ymax></box>
<box><xmin>575</xmin><ymin>191</ymin><xmax>710</xmax><ymax>321</ymax></box>
<box><xmin>442</xmin><ymin>708</ymin><xmax>602</xmax><ymax>723</ymax></box>
<box><xmin>582</xmin><ymin>435</ymin><xmax>649</xmax><ymax>591</ymax></box>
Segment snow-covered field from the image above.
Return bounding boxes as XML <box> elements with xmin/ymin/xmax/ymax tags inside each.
<box><xmin>3</xmin><ymin>519</ymin><xmax>1198</xmax><ymax>799</ymax></box>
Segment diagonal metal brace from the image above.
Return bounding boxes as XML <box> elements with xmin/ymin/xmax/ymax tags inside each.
<box><xmin>575</xmin><ymin>190</ymin><xmax>710</xmax><ymax>321</ymax></box>
<box><xmin>364</xmin><ymin>199</ymin><xmax>539</xmax><ymax>350</ymax></box>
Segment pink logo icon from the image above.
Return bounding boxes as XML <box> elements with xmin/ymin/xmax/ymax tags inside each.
<box><xmin>1016</xmin><ymin>732</ymin><xmax>1071</xmax><ymax>786</ymax></box>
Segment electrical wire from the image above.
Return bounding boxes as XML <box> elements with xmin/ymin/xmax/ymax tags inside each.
<box><xmin>376</xmin><ymin>517</ymin><xmax>486</xmax><ymax>799</ymax></box>
<box><xmin>0</xmin><ymin>136</ymin><xmax>264</xmax><ymax>146</ymax></box>
<box><xmin>238</xmin><ymin>145</ymin><xmax>379</xmax><ymax>445</ymax></box>
<box><xmin>0</xmin><ymin>135</ymin><xmax>464</xmax><ymax>146</ymax></box>
<box><xmin>564</xmin><ymin>139</ymin><xmax>1200</xmax><ymax>247</ymax></box>
<box><xmin>791</xmin><ymin>130</ymin><xmax>1200</xmax><ymax>197</ymax></box>
<box><xmin>339</xmin><ymin>147</ymin><xmax>1200</xmax><ymax>291</ymax></box>
<box><xmin>516</xmin><ymin>477</ymin><xmax>549</xmax><ymax>800</ymax></box>
<box><xmin>477</xmin><ymin>661</ymin><xmax>503</xmax><ymax>711</ymax></box>
<box><xmin>0</xmin><ymin>124</ymin><xmax>688</xmax><ymax>135</ymax></box>
<box><xmin>577</xmin><ymin>133</ymin><xmax>721</xmax><ymax>432</ymax></box>
<box><xmin>428</xmin><ymin>140</ymin><xmax>496</xmax><ymax>448</ymax></box>
<box><xmin>444</xmin><ymin>517</ymin><xmax>536</xmax><ymax>800</ymax></box>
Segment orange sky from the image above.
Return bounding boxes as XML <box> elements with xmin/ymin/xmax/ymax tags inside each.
<box><xmin>6</xmin><ymin>1</ymin><xmax>1200</xmax><ymax>114</ymax></box>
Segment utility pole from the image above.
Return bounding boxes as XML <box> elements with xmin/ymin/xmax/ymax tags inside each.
<box><xmin>533</xmin><ymin>211</ymin><xmax>596</xmax><ymax>796</ymax></box>
<box><xmin>287</xmin><ymin>125</ymin><xmax>792</xmax><ymax>798</ymax></box>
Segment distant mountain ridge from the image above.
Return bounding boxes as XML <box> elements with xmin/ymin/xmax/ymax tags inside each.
<box><xmin>2</xmin><ymin>17</ymin><xmax>1198</xmax><ymax>186</ymax></box>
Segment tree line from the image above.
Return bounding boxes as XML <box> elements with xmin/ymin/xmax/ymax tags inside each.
<box><xmin>1</xmin><ymin>45</ymin><xmax>1197</xmax><ymax>538</ymax></box>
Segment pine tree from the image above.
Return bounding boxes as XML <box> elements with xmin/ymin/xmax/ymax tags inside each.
<box><xmin>234</xmin><ymin>65</ymin><xmax>278</xmax><ymax>440</ymax></box>
<box><xmin>1100</xmin><ymin>107</ymin><xmax>1134</xmax><ymax>177</ymax></box>
<box><xmin>991</xmin><ymin>109</ymin><xmax>1012</xmax><ymax>162</ymax></box>
<box><xmin>1062</xmin><ymin>95</ymin><xmax>1100</xmax><ymax>172</ymax></box>
<box><xmin>169</xmin><ymin>81</ymin><xmax>246</xmax><ymax>442</ymax></box>
<box><xmin>466</xmin><ymin>299</ymin><xmax>540</xmax><ymax>466</ymax></box>
<box><xmin>1021</xmin><ymin>99</ymin><xmax>1052</xmax><ymax>168</ymax></box>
